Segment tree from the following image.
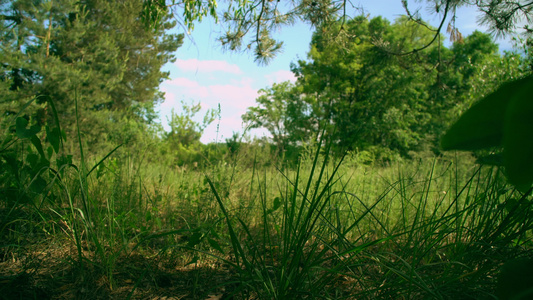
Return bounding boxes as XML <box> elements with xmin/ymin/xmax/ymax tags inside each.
<box><xmin>291</xmin><ymin>16</ymin><xmax>443</xmax><ymax>156</ymax></box>
<box><xmin>161</xmin><ymin>100</ymin><xmax>217</xmax><ymax>166</ymax></box>
<box><xmin>242</xmin><ymin>81</ymin><xmax>315</xmax><ymax>153</ymax></box>
<box><xmin>286</xmin><ymin>16</ymin><xmax>524</xmax><ymax>158</ymax></box>
<box><xmin>0</xmin><ymin>0</ymin><xmax>182</xmax><ymax>154</ymax></box>
<box><xmin>165</xmin><ymin>100</ymin><xmax>217</xmax><ymax>148</ymax></box>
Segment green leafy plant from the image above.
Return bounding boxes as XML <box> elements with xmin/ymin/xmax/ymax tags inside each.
<box><xmin>441</xmin><ymin>75</ymin><xmax>533</xmax><ymax>191</ymax></box>
<box><xmin>0</xmin><ymin>96</ymin><xmax>130</xmax><ymax>289</ymax></box>
<box><xmin>442</xmin><ymin>75</ymin><xmax>533</xmax><ymax>300</ymax></box>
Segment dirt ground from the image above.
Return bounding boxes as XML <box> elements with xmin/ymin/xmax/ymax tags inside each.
<box><xmin>0</xmin><ymin>239</ymin><xmax>236</xmax><ymax>300</ymax></box>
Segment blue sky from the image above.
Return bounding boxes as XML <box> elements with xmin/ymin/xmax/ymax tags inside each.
<box><xmin>158</xmin><ymin>1</ymin><xmax>515</xmax><ymax>144</ymax></box>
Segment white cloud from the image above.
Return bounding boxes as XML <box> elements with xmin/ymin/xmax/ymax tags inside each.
<box><xmin>166</xmin><ymin>77</ymin><xmax>199</xmax><ymax>88</ymax></box>
<box><xmin>208</xmin><ymin>84</ymin><xmax>259</xmax><ymax>111</ymax></box>
<box><xmin>162</xmin><ymin>77</ymin><xmax>258</xmax><ymax>111</ymax></box>
<box><xmin>159</xmin><ymin>76</ymin><xmax>260</xmax><ymax>143</ymax></box>
<box><xmin>175</xmin><ymin>58</ymin><xmax>243</xmax><ymax>74</ymax></box>
<box><xmin>265</xmin><ymin>70</ymin><xmax>297</xmax><ymax>84</ymax></box>
<box><xmin>164</xmin><ymin>77</ymin><xmax>210</xmax><ymax>99</ymax></box>
<box><xmin>160</xmin><ymin>89</ymin><xmax>176</xmax><ymax>109</ymax></box>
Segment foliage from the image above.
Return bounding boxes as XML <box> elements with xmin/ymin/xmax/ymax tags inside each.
<box><xmin>161</xmin><ymin>100</ymin><xmax>218</xmax><ymax>166</ymax></box>
<box><xmin>142</xmin><ymin>0</ymin><xmax>219</xmax><ymax>31</ymax></box>
<box><xmin>437</xmin><ymin>6</ymin><xmax>533</xmax><ymax>192</ymax></box>
<box><xmin>202</xmin><ymin>146</ymin><xmax>532</xmax><ymax>299</ymax></box>
<box><xmin>472</xmin><ymin>0</ymin><xmax>533</xmax><ymax>37</ymax></box>
<box><xmin>441</xmin><ymin>75</ymin><xmax>533</xmax><ymax>190</ymax></box>
<box><xmin>165</xmin><ymin>100</ymin><xmax>217</xmax><ymax>147</ymax></box>
<box><xmin>1</xmin><ymin>98</ymin><xmax>67</xmax><ymax>211</ymax></box>
<box><xmin>0</xmin><ymin>96</ymin><xmax>130</xmax><ymax>288</ymax></box>
<box><xmin>140</xmin><ymin>0</ymin><xmax>532</xmax><ymax>63</ymax></box>
<box><xmin>0</xmin><ymin>0</ymin><xmax>182</xmax><ymax>155</ymax></box>
<box><xmin>242</xmin><ymin>81</ymin><xmax>315</xmax><ymax>153</ymax></box>
<box><xmin>242</xmin><ymin>16</ymin><xmax>522</xmax><ymax>159</ymax></box>
<box><xmin>225</xmin><ymin>131</ymin><xmax>242</xmax><ymax>156</ymax></box>
<box><xmin>294</xmin><ymin>16</ymin><xmax>432</xmax><ymax>154</ymax></box>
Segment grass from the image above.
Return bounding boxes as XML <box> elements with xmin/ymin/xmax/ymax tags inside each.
<box><xmin>1</xmin><ymin>119</ymin><xmax>533</xmax><ymax>299</ymax></box>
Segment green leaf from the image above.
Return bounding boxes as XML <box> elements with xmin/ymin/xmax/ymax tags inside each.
<box><xmin>16</xmin><ymin>117</ymin><xmax>40</xmax><ymax>139</ymax></box>
<box><xmin>57</xmin><ymin>154</ymin><xmax>73</xmax><ymax>167</ymax></box>
<box><xmin>272</xmin><ymin>196</ymin><xmax>281</xmax><ymax>211</ymax></box>
<box><xmin>209</xmin><ymin>227</ymin><xmax>221</xmax><ymax>239</ymax></box>
<box><xmin>503</xmin><ymin>77</ymin><xmax>533</xmax><ymax>188</ymax></box>
<box><xmin>29</xmin><ymin>176</ymin><xmax>47</xmax><ymax>193</ymax></box>
<box><xmin>27</xmin><ymin>153</ymin><xmax>39</xmax><ymax>169</ymax></box>
<box><xmin>47</xmin><ymin>146</ymin><xmax>53</xmax><ymax>158</ymax></box>
<box><xmin>208</xmin><ymin>238</ymin><xmax>224</xmax><ymax>254</ymax></box>
<box><xmin>185</xmin><ymin>256</ymin><xmax>199</xmax><ymax>266</ymax></box>
<box><xmin>441</xmin><ymin>77</ymin><xmax>532</xmax><ymax>151</ymax></box>
<box><xmin>497</xmin><ymin>258</ymin><xmax>533</xmax><ymax>300</ymax></box>
<box><xmin>187</xmin><ymin>230</ymin><xmax>203</xmax><ymax>248</ymax></box>
<box><xmin>46</xmin><ymin>126</ymin><xmax>61</xmax><ymax>154</ymax></box>
<box><xmin>441</xmin><ymin>75</ymin><xmax>533</xmax><ymax>190</ymax></box>
<box><xmin>31</xmin><ymin>135</ymin><xmax>45</xmax><ymax>158</ymax></box>
<box><xmin>145</xmin><ymin>210</ymin><xmax>152</xmax><ymax>222</ymax></box>
<box><xmin>475</xmin><ymin>153</ymin><xmax>503</xmax><ymax>166</ymax></box>
<box><xmin>266</xmin><ymin>196</ymin><xmax>282</xmax><ymax>215</ymax></box>
<box><xmin>1</xmin><ymin>134</ymin><xmax>14</xmax><ymax>151</ymax></box>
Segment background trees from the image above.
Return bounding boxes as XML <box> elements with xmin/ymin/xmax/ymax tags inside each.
<box><xmin>0</xmin><ymin>0</ymin><xmax>182</xmax><ymax>154</ymax></box>
<box><xmin>242</xmin><ymin>81</ymin><xmax>315</xmax><ymax>154</ymax></box>
<box><xmin>242</xmin><ymin>15</ymin><xmax>527</xmax><ymax>160</ymax></box>
<box><xmin>159</xmin><ymin>101</ymin><xmax>218</xmax><ymax>165</ymax></box>
<box><xmin>293</xmin><ymin>16</ymin><xmax>440</xmax><ymax>156</ymax></box>
<box><xmin>166</xmin><ymin>101</ymin><xmax>217</xmax><ymax>148</ymax></box>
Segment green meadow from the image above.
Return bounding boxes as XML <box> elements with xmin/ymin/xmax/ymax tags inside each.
<box><xmin>1</xmin><ymin>131</ymin><xmax>531</xmax><ymax>298</ymax></box>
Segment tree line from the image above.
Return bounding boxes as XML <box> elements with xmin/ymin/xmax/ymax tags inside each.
<box><xmin>1</xmin><ymin>0</ymin><xmax>531</xmax><ymax>166</ymax></box>
<box><xmin>243</xmin><ymin>15</ymin><xmax>530</xmax><ymax>162</ymax></box>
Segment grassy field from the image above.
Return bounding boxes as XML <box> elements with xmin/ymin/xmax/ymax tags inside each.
<box><xmin>1</xmin><ymin>140</ymin><xmax>532</xmax><ymax>299</ymax></box>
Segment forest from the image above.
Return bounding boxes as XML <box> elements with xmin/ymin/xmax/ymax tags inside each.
<box><xmin>1</xmin><ymin>0</ymin><xmax>533</xmax><ymax>299</ymax></box>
